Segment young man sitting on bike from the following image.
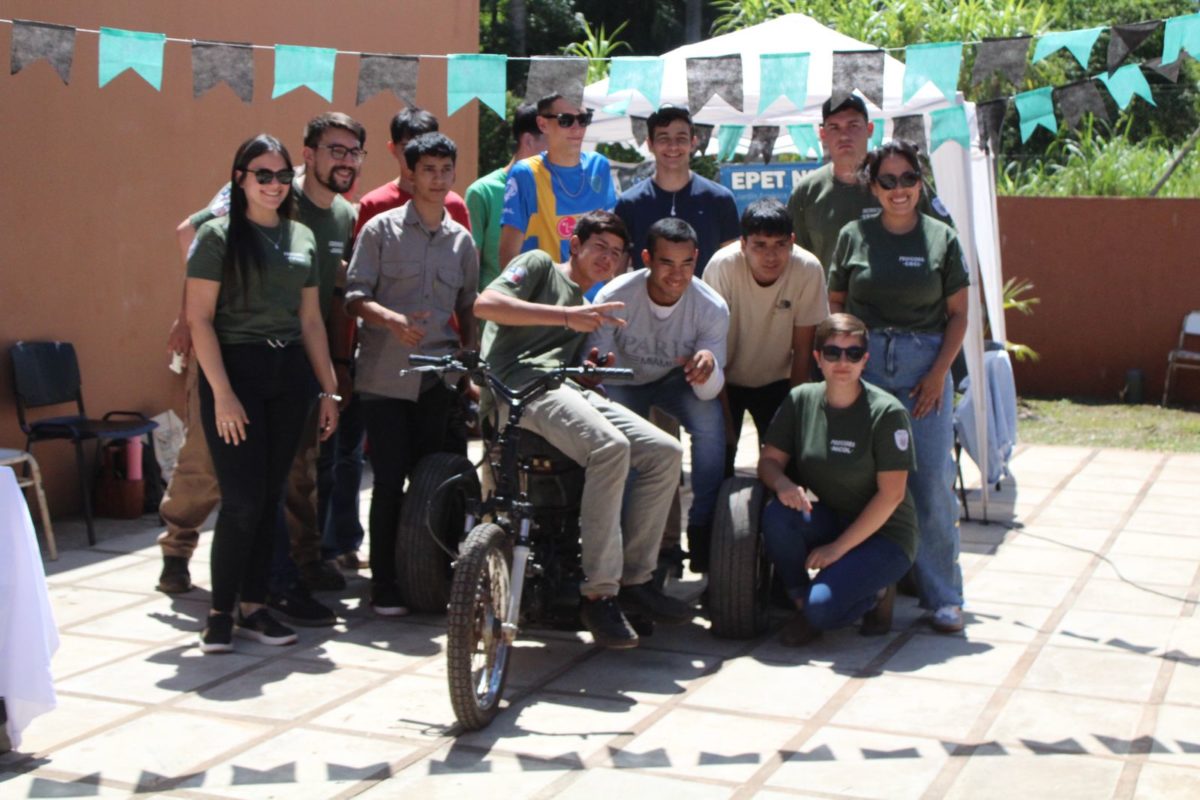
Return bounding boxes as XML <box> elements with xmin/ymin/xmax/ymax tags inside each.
<box><xmin>475</xmin><ymin>210</ymin><xmax>693</xmax><ymax>648</ymax></box>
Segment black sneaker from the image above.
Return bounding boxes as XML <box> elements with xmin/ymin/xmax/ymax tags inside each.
<box><xmin>235</xmin><ymin>608</ymin><xmax>298</xmax><ymax>646</ymax></box>
<box><xmin>687</xmin><ymin>525</ymin><xmax>712</xmax><ymax>574</ymax></box>
<box><xmin>619</xmin><ymin>581</ymin><xmax>694</xmax><ymax>625</ymax></box>
<box><xmin>370</xmin><ymin>583</ymin><xmax>410</xmax><ymax>617</ymax></box>
<box><xmin>580</xmin><ymin>596</ymin><xmax>639</xmax><ymax>649</ymax></box>
<box><xmin>157</xmin><ymin>556</ymin><xmax>193</xmax><ymax>594</ymax></box>
<box><xmin>267</xmin><ymin>585</ymin><xmax>337</xmax><ymax>627</ymax></box>
<box><xmin>199</xmin><ymin>613</ymin><xmax>234</xmax><ymax>654</ymax></box>
<box><xmin>299</xmin><ymin>559</ymin><xmax>347</xmax><ymax>592</ymax></box>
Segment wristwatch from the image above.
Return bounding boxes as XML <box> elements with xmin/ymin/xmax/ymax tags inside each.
<box><xmin>318</xmin><ymin>391</ymin><xmax>343</xmax><ymax>402</ymax></box>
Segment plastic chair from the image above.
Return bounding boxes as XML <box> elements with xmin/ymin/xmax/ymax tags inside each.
<box><xmin>10</xmin><ymin>341</ymin><xmax>158</xmax><ymax>546</ymax></box>
<box><xmin>1162</xmin><ymin>311</ymin><xmax>1200</xmax><ymax>406</ymax></box>
<box><xmin>0</xmin><ymin>449</ymin><xmax>56</xmax><ymax>560</ymax></box>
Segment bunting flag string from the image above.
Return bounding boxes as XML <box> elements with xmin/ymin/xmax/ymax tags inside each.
<box><xmin>3</xmin><ymin>13</ymin><xmax>1198</xmax><ymax>158</ymax></box>
<box><xmin>716</xmin><ymin>125</ymin><xmax>744</xmax><ymax>161</ymax></box>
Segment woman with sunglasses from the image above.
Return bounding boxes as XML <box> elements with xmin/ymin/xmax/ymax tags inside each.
<box><xmin>758</xmin><ymin>313</ymin><xmax>918</xmax><ymax>645</ymax></box>
<box><xmin>827</xmin><ymin>139</ymin><xmax>970</xmax><ymax>634</ymax></box>
<box><xmin>186</xmin><ymin>134</ymin><xmax>340</xmax><ymax>653</ymax></box>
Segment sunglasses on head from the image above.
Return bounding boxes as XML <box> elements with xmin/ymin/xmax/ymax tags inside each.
<box><xmin>247</xmin><ymin>168</ymin><xmax>295</xmax><ymax>185</ymax></box>
<box><xmin>875</xmin><ymin>171</ymin><xmax>921</xmax><ymax>190</ymax></box>
<box><xmin>820</xmin><ymin>344</ymin><xmax>867</xmax><ymax>363</ymax></box>
<box><xmin>540</xmin><ymin>111</ymin><xmax>594</xmax><ymax>128</ymax></box>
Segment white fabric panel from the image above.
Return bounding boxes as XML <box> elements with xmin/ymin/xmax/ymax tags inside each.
<box><xmin>970</xmin><ymin>145</ymin><xmax>1007</xmax><ymax>344</ymax></box>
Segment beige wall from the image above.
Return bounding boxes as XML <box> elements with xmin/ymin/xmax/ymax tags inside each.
<box><xmin>1000</xmin><ymin>197</ymin><xmax>1200</xmax><ymax>402</ymax></box>
<box><xmin>0</xmin><ymin>1</ymin><xmax>479</xmax><ymax>514</ymax></box>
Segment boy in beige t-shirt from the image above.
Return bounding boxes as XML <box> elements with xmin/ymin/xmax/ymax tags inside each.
<box><xmin>703</xmin><ymin>199</ymin><xmax>829</xmax><ymax>475</ymax></box>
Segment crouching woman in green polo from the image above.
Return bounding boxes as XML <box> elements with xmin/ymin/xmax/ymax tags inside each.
<box><xmin>757</xmin><ymin>313</ymin><xmax>918</xmax><ymax>646</ymax></box>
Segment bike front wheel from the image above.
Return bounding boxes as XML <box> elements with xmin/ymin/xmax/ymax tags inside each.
<box><xmin>446</xmin><ymin>522</ymin><xmax>512</xmax><ymax>730</ymax></box>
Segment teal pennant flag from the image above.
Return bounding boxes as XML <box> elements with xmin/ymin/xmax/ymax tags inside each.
<box><xmin>273</xmin><ymin>45</ymin><xmax>336</xmax><ymax>101</ymax></box>
<box><xmin>1014</xmin><ymin>87</ymin><xmax>1057</xmax><ymax>142</ymax></box>
<box><xmin>929</xmin><ymin>106</ymin><xmax>970</xmax><ymax>152</ymax></box>
<box><xmin>869</xmin><ymin>119</ymin><xmax>884</xmax><ymax>150</ymax></box>
<box><xmin>1162</xmin><ymin>13</ymin><xmax>1200</xmax><ymax>64</ymax></box>
<box><xmin>608</xmin><ymin>57</ymin><xmax>665</xmax><ymax>109</ymax></box>
<box><xmin>759</xmin><ymin>53</ymin><xmax>809</xmax><ymax>113</ymax></box>
<box><xmin>1032</xmin><ymin>27</ymin><xmax>1102</xmax><ymax>68</ymax></box>
<box><xmin>98</xmin><ymin>27</ymin><xmax>165</xmax><ymax>90</ymax></box>
<box><xmin>903</xmin><ymin>42</ymin><xmax>963</xmax><ymax>103</ymax></box>
<box><xmin>717</xmin><ymin>125</ymin><xmax>744</xmax><ymax>161</ymax></box>
<box><xmin>787</xmin><ymin>124</ymin><xmax>821</xmax><ymax>158</ymax></box>
<box><xmin>447</xmin><ymin>54</ymin><xmax>507</xmax><ymax>116</ymax></box>
<box><xmin>1097</xmin><ymin>64</ymin><xmax>1155</xmax><ymax>110</ymax></box>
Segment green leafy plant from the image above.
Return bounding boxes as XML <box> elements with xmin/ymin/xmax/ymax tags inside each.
<box><xmin>1001</xmin><ymin>276</ymin><xmax>1040</xmax><ymax>362</ymax></box>
<box><xmin>562</xmin><ymin>17</ymin><xmax>630</xmax><ymax>82</ymax></box>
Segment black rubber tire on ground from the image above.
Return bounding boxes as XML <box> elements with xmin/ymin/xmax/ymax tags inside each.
<box><xmin>708</xmin><ymin>476</ymin><xmax>771</xmax><ymax>639</ymax></box>
<box><xmin>446</xmin><ymin>522</ymin><xmax>512</xmax><ymax>731</ymax></box>
<box><xmin>397</xmin><ymin>453</ymin><xmax>481</xmax><ymax>613</ymax></box>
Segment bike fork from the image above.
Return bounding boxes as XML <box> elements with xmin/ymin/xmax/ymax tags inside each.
<box><xmin>502</xmin><ymin>518</ymin><xmax>532</xmax><ymax>643</ymax></box>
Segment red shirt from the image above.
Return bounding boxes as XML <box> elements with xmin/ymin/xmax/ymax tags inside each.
<box><xmin>353</xmin><ymin>180</ymin><xmax>471</xmax><ymax>242</ymax></box>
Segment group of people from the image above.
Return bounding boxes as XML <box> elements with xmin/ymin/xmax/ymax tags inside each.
<box><xmin>158</xmin><ymin>87</ymin><xmax>970</xmax><ymax>655</ymax></box>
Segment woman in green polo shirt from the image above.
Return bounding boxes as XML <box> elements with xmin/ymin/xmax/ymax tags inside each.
<box><xmin>186</xmin><ymin>134</ymin><xmax>340</xmax><ymax>654</ymax></box>
<box><xmin>759</xmin><ymin>313</ymin><xmax>918</xmax><ymax>645</ymax></box>
<box><xmin>827</xmin><ymin>139</ymin><xmax>970</xmax><ymax>634</ymax></box>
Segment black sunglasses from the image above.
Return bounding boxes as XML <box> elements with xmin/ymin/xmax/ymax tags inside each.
<box><xmin>540</xmin><ymin>111</ymin><xmax>594</xmax><ymax>128</ymax></box>
<box><xmin>875</xmin><ymin>171</ymin><xmax>921</xmax><ymax>190</ymax></box>
<box><xmin>247</xmin><ymin>168</ymin><xmax>295</xmax><ymax>185</ymax></box>
<box><xmin>820</xmin><ymin>344</ymin><xmax>867</xmax><ymax>363</ymax></box>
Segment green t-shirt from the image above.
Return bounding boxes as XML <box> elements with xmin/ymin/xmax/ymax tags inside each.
<box><xmin>479</xmin><ymin>250</ymin><xmax>586</xmax><ymax>391</ymax></box>
<box><xmin>465</xmin><ymin>166</ymin><xmax>508</xmax><ymax>290</ymax></box>
<box><xmin>186</xmin><ymin>217</ymin><xmax>317</xmax><ymax>345</ymax></box>
<box><xmin>787</xmin><ymin>162</ymin><xmax>952</xmax><ymax>275</ymax></box>
<box><xmin>190</xmin><ymin>184</ymin><xmax>354</xmax><ymax>321</ymax></box>
<box><xmin>828</xmin><ymin>215</ymin><xmax>970</xmax><ymax>333</ymax></box>
<box><xmin>765</xmin><ymin>381</ymin><xmax>919</xmax><ymax>561</ymax></box>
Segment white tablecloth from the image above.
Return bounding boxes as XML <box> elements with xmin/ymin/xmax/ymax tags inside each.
<box><xmin>0</xmin><ymin>465</ymin><xmax>59</xmax><ymax>751</ymax></box>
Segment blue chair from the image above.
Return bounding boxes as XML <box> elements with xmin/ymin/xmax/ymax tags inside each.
<box><xmin>10</xmin><ymin>341</ymin><xmax>158</xmax><ymax>545</ymax></box>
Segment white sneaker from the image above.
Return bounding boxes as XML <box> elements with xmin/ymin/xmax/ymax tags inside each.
<box><xmin>931</xmin><ymin>605</ymin><xmax>964</xmax><ymax>633</ymax></box>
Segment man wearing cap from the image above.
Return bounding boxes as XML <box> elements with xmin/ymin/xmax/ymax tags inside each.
<box><xmin>497</xmin><ymin>93</ymin><xmax>617</xmax><ymax>271</ymax></box>
<box><xmin>615</xmin><ymin>105</ymin><xmax>740</xmax><ymax>277</ymax></box>
<box><xmin>787</xmin><ymin>95</ymin><xmax>951</xmax><ymax>275</ymax></box>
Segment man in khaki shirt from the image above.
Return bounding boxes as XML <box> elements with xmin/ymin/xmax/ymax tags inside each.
<box><xmin>702</xmin><ymin>199</ymin><xmax>829</xmax><ymax>475</ymax></box>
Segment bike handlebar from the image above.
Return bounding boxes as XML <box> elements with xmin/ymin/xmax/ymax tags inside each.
<box><xmin>402</xmin><ymin>351</ymin><xmax>633</xmax><ymax>403</ymax></box>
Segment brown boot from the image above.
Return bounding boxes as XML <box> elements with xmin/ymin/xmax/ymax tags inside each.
<box><xmin>860</xmin><ymin>584</ymin><xmax>896</xmax><ymax>636</ymax></box>
<box><xmin>779</xmin><ymin>610</ymin><xmax>821</xmax><ymax>647</ymax></box>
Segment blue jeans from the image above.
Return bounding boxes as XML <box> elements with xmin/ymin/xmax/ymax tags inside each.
<box><xmin>761</xmin><ymin>499</ymin><xmax>912</xmax><ymax>630</ymax></box>
<box><xmin>605</xmin><ymin>369</ymin><xmax>725</xmax><ymax>528</ymax></box>
<box><xmin>864</xmin><ymin>330</ymin><xmax>963</xmax><ymax>609</ymax></box>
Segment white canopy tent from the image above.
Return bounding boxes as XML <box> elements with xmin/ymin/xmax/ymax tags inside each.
<box><xmin>581</xmin><ymin>14</ymin><xmax>1008</xmax><ymax>514</ymax></box>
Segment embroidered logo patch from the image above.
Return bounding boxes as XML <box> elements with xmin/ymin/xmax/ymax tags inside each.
<box><xmin>862</xmin><ymin>207</ymin><xmax>882</xmax><ymax>219</ymax></box>
<box><xmin>894</xmin><ymin>429</ymin><xmax>910</xmax><ymax>451</ymax></box>
<box><xmin>931</xmin><ymin>195</ymin><xmax>950</xmax><ymax>218</ymax></box>
<box><xmin>501</xmin><ymin>264</ymin><xmax>527</xmax><ymax>285</ymax></box>
<box><xmin>285</xmin><ymin>251</ymin><xmax>310</xmax><ymax>267</ymax></box>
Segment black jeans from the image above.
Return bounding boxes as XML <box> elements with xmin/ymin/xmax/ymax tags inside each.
<box><xmin>361</xmin><ymin>381</ymin><xmax>459</xmax><ymax>587</ymax></box>
<box><xmin>724</xmin><ymin>379</ymin><xmax>790</xmax><ymax>477</ymax></box>
<box><xmin>200</xmin><ymin>343</ymin><xmax>316</xmax><ymax>614</ymax></box>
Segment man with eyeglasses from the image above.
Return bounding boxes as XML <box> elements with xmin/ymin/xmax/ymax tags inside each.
<box><xmin>497</xmin><ymin>94</ymin><xmax>617</xmax><ymax>272</ymax></box>
<box><xmin>476</xmin><ymin>210</ymin><xmax>692</xmax><ymax>649</ymax></box>
<box><xmin>702</xmin><ymin>200</ymin><xmax>830</xmax><ymax>536</ymax></box>
<box><xmin>787</xmin><ymin>95</ymin><xmax>951</xmax><ymax>275</ymax></box>
<box><xmin>157</xmin><ymin>113</ymin><xmax>364</xmax><ymax>628</ymax></box>
<box><xmin>615</xmin><ymin>105</ymin><xmax>739</xmax><ymax>277</ymax></box>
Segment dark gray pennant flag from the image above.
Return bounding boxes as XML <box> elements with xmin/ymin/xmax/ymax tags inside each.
<box><xmin>525</xmin><ymin>57</ymin><xmax>587</xmax><ymax>108</ymax></box>
<box><xmin>692</xmin><ymin>123</ymin><xmax>714</xmax><ymax>155</ymax></box>
<box><xmin>686</xmin><ymin>55</ymin><xmax>744</xmax><ymax>113</ymax></box>
<box><xmin>11</xmin><ymin>19</ymin><xmax>75</xmax><ymax>83</ymax></box>
<box><xmin>192</xmin><ymin>41</ymin><xmax>254</xmax><ymax>103</ymax></box>
<box><xmin>891</xmin><ymin>115</ymin><xmax>927</xmax><ymax>153</ymax></box>
<box><xmin>831</xmin><ymin>50</ymin><xmax>884</xmax><ymax>108</ymax></box>
<box><xmin>1055</xmin><ymin>80</ymin><xmax>1109</xmax><ymax>128</ymax></box>
<box><xmin>745</xmin><ymin>126</ymin><xmax>781</xmax><ymax>164</ymax></box>
<box><xmin>976</xmin><ymin>98</ymin><xmax>1009</xmax><ymax>154</ymax></box>
<box><xmin>357</xmin><ymin>53</ymin><xmax>418</xmax><ymax>106</ymax></box>
<box><xmin>631</xmin><ymin>116</ymin><xmax>649</xmax><ymax>147</ymax></box>
<box><xmin>1144</xmin><ymin>57</ymin><xmax>1183</xmax><ymax>83</ymax></box>
<box><xmin>1107</xmin><ymin>21</ymin><xmax>1160</xmax><ymax>74</ymax></box>
<box><xmin>971</xmin><ymin>37</ymin><xmax>1030</xmax><ymax>87</ymax></box>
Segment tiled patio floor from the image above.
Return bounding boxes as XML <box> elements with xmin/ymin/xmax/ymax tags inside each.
<box><xmin>2</xmin><ymin>442</ymin><xmax>1199</xmax><ymax>798</ymax></box>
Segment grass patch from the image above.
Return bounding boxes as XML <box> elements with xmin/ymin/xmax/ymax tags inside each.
<box><xmin>1018</xmin><ymin>397</ymin><xmax>1200</xmax><ymax>453</ymax></box>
